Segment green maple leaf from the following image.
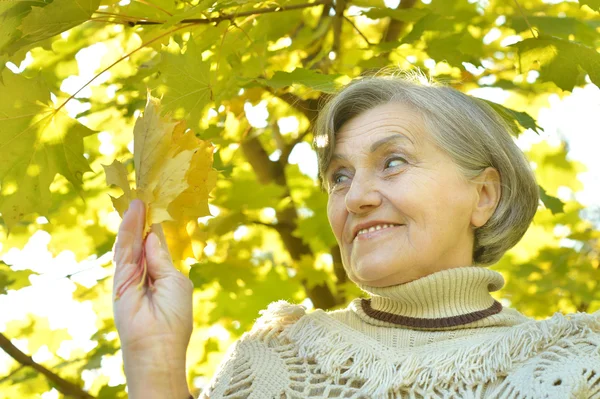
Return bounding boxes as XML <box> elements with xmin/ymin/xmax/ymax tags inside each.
<box><xmin>159</xmin><ymin>39</ymin><xmax>213</xmax><ymax>128</ymax></box>
<box><xmin>360</xmin><ymin>7</ymin><xmax>428</xmax><ymax>22</ymax></box>
<box><xmin>579</xmin><ymin>0</ymin><xmax>600</xmax><ymax>11</ymax></box>
<box><xmin>262</xmin><ymin>68</ymin><xmax>343</xmax><ymax>94</ymax></box>
<box><xmin>481</xmin><ymin>100</ymin><xmax>543</xmax><ymax>136</ymax></box>
<box><xmin>539</xmin><ymin>186</ymin><xmax>565</xmax><ymax>215</ymax></box>
<box><xmin>6</xmin><ymin>0</ymin><xmax>100</xmax><ymax>55</ymax></box>
<box><xmin>0</xmin><ymin>71</ymin><xmax>95</xmax><ymax>232</ymax></box>
<box><xmin>97</xmin><ymin>384</ymin><xmax>126</xmax><ymax>399</ymax></box>
<box><xmin>511</xmin><ymin>35</ymin><xmax>600</xmax><ymax>91</ymax></box>
<box><xmin>0</xmin><ymin>0</ymin><xmax>35</xmax><ymax>79</ymax></box>
<box><xmin>0</xmin><ymin>261</ymin><xmax>37</xmax><ymax>294</ymax></box>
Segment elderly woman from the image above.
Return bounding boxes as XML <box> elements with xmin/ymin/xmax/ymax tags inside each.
<box><xmin>112</xmin><ymin>73</ymin><xmax>600</xmax><ymax>399</ymax></box>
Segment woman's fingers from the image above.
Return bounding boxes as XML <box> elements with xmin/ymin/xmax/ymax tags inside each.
<box><xmin>113</xmin><ymin>199</ymin><xmax>146</xmax><ymax>279</ymax></box>
<box><xmin>151</xmin><ymin>223</ymin><xmax>171</xmax><ymax>257</ymax></box>
<box><xmin>145</xmin><ymin>231</ymin><xmax>177</xmax><ymax>280</ymax></box>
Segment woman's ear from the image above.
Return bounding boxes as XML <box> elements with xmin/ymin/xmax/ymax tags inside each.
<box><xmin>471</xmin><ymin>167</ymin><xmax>501</xmax><ymax>228</ymax></box>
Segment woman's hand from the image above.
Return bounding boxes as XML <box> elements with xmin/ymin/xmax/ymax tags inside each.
<box><xmin>112</xmin><ymin>199</ymin><xmax>194</xmax><ymax>398</ymax></box>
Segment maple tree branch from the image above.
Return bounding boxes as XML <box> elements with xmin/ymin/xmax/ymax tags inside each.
<box><xmin>344</xmin><ymin>15</ymin><xmax>371</xmax><ymax>46</ymax></box>
<box><xmin>272</xmin><ymin>122</ymin><xmax>287</xmax><ymax>152</ymax></box>
<box><xmin>367</xmin><ymin>0</ymin><xmax>418</xmax><ymax>63</ymax></box>
<box><xmin>267</xmin><ymin>88</ymin><xmax>322</xmax><ymax>122</ymax></box>
<box><xmin>0</xmin><ymin>332</ymin><xmax>95</xmax><ymax>398</ymax></box>
<box><xmin>265</xmin><ymin>89</ymin><xmax>325</xmax><ymax>162</ymax></box>
<box><xmin>382</xmin><ymin>0</ymin><xmax>418</xmax><ymax>43</ymax></box>
<box><xmin>301</xmin><ymin>2</ymin><xmax>332</xmax><ymax>65</ymax></box>
<box><xmin>240</xmin><ymin>135</ymin><xmax>338</xmax><ymax>309</ymax></box>
<box><xmin>89</xmin><ymin>18</ymin><xmax>130</xmax><ymax>24</ymax></box>
<box><xmin>247</xmin><ymin>219</ymin><xmax>295</xmax><ymax>232</ymax></box>
<box><xmin>110</xmin><ymin>0</ymin><xmax>333</xmax><ymax>26</ymax></box>
<box><xmin>332</xmin><ymin>0</ymin><xmax>346</xmax><ymax>56</ymax></box>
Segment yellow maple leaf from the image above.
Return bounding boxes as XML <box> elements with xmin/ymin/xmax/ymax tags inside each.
<box><xmin>102</xmin><ymin>95</ymin><xmax>217</xmax><ymax>298</ymax></box>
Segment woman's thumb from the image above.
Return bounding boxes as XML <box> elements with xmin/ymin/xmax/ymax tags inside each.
<box><xmin>145</xmin><ymin>232</ymin><xmax>175</xmax><ymax>279</ymax></box>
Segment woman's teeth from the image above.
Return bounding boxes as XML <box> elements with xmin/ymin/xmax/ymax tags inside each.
<box><xmin>357</xmin><ymin>223</ymin><xmax>398</xmax><ymax>236</ymax></box>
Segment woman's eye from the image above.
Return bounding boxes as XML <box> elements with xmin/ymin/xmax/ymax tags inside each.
<box><xmin>332</xmin><ymin>173</ymin><xmax>348</xmax><ymax>184</ymax></box>
<box><xmin>385</xmin><ymin>156</ymin><xmax>407</xmax><ymax>169</ymax></box>
<box><xmin>329</xmin><ymin>156</ymin><xmax>406</xmax><ymax>189</ymax></box>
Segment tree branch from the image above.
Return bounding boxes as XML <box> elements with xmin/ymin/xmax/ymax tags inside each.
<box><xmin>272</xmin><ymin>121</ymin><xmax>287</xmax><ymax>153</ymax></box>
<box><xmin>267</xmin><ymin>88</ymin><xmax>322</xmax><ymax>122</ymax></box>
<box><xmin>300</xmin><ymin>3</ymin><xmax>332</xmax><ymax>67</ymax></box>
<box><xmin>0</xmin><ymin>332</ymin><xmax>95</xmax><ymax>398</ymax></box>
<box><xmin>344</xmin><ymin>15</ymin><xmax>371</xmax><ymax>46</ymax></box>
<box><xmin>96</xmin><ymin>0</ymin><xmax>333</xmax><ymax>26</ymax></box>
<box><xmin>263</xmin><ymin>89</ymin><xmax>325</xmax><ymax>163</ymax></box>
<box><xmin>382</xmin><ymin>0</ymin><xmax>419</xmax><ymax>43</ymax></box>
<box><xmin>332</xmin><ymin>0</ymin><xmax>346</xmax><ymax>56</ymax></box>
<box><xmin>240</xmin><ymin>135</ymin><xmax>338</xmax><ymax>309</ymax></box>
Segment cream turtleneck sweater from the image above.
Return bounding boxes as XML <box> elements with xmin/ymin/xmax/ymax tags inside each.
<box><xmin>199</xmin><ymin>267</ymin><xmax>600</xmax><ymax>399</ymax></box>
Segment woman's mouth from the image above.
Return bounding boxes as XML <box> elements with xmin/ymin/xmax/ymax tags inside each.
<box><xmin>354</xmin><ymin>224</ymin><xmax>403</xmax><ymax>242</ymax></box>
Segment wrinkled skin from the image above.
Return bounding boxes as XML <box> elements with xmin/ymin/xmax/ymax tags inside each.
<box><xmin>325</xmin><ymin>103</ymin><xmax>501</xmax><ymax>287</ymax></box>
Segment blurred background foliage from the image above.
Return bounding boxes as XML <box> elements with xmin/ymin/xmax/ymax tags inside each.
<box><xmin>1</xmin><ymin>0</ymin><xmax>600</xmax><ymax>397</ymax></box>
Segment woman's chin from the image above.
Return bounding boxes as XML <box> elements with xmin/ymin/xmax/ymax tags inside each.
<box><xmin>352</xmin><ymin>264</ymin><xmax>396</xmax><ymax>285</ymax></box>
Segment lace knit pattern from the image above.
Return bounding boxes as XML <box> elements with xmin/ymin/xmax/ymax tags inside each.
<box><xmin>199</xmin><ymin>268</ymin><xmax>600</xmax><ymax>398</ymax></box>
<box><xmin>199</xmin><ymin>301</ymin><xmax>600</xmax><ymax>399</ymax></box>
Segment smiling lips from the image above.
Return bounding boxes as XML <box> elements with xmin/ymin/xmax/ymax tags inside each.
<box><xmin>353</xmin><ymin>224</ymin><xmax>402</xmax><ymax>242</ymax></box>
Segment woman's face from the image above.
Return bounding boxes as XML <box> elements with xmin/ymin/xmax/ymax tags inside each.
<box><xmin>325</xmin><ymin>102</ymin><xmax>489</xmax><ymax>287</ymax></box>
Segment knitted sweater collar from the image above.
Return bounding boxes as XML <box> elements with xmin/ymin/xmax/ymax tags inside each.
<box><xmin>354</xmin><ymin>266</ymin><xmax>504</xmax><ymax>329</ymax></box>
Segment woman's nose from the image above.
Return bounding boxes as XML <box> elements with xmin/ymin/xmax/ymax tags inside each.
<box><xmin>344</xmin><ymin>174</ymin><xmax>382</xmax><ymax>214</ymax></box>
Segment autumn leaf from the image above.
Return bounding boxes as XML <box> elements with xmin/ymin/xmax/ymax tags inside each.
<box><xmin>162</xmin><ymin>219</ymin><xmax>208</xmax><ymax>269</ymax></box>
<box><xmin>102</xmin><ymin>94</ymin><xmax>217</xmax><ymax>297</ymax></box>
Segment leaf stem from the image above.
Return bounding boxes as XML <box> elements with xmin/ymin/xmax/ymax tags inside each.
<box><xmin>512</xmin><ymin>0</ymin><xmax>537</xmax><ymax>38</ymax></box>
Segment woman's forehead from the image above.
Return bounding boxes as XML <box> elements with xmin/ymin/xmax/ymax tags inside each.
<box><xmin>335</xmin><ymin>104</ymin><xmax>424</xmax><ymax>144</ymax></box>
<box><xmin>330</xmin><ymin>134</ymin><xmax>413</xmax><ymax>163</ymax></box>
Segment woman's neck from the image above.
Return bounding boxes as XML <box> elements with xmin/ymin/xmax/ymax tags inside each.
<box><xmin>354</xmin><ymin>266</ymin><xmax>505</xmax><ymax>329</ymax></box>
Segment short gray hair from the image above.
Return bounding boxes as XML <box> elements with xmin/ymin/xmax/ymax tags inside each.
<box><xmin>313</xmin><ymin>70</ymin><xmax>539</xmax><ymax>265</ymax></box>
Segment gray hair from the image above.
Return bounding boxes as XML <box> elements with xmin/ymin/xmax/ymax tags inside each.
<box><xmin>312</xmin><ymin>70</ymin><xmax>539</xmax><ymax>265</ymax></box>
